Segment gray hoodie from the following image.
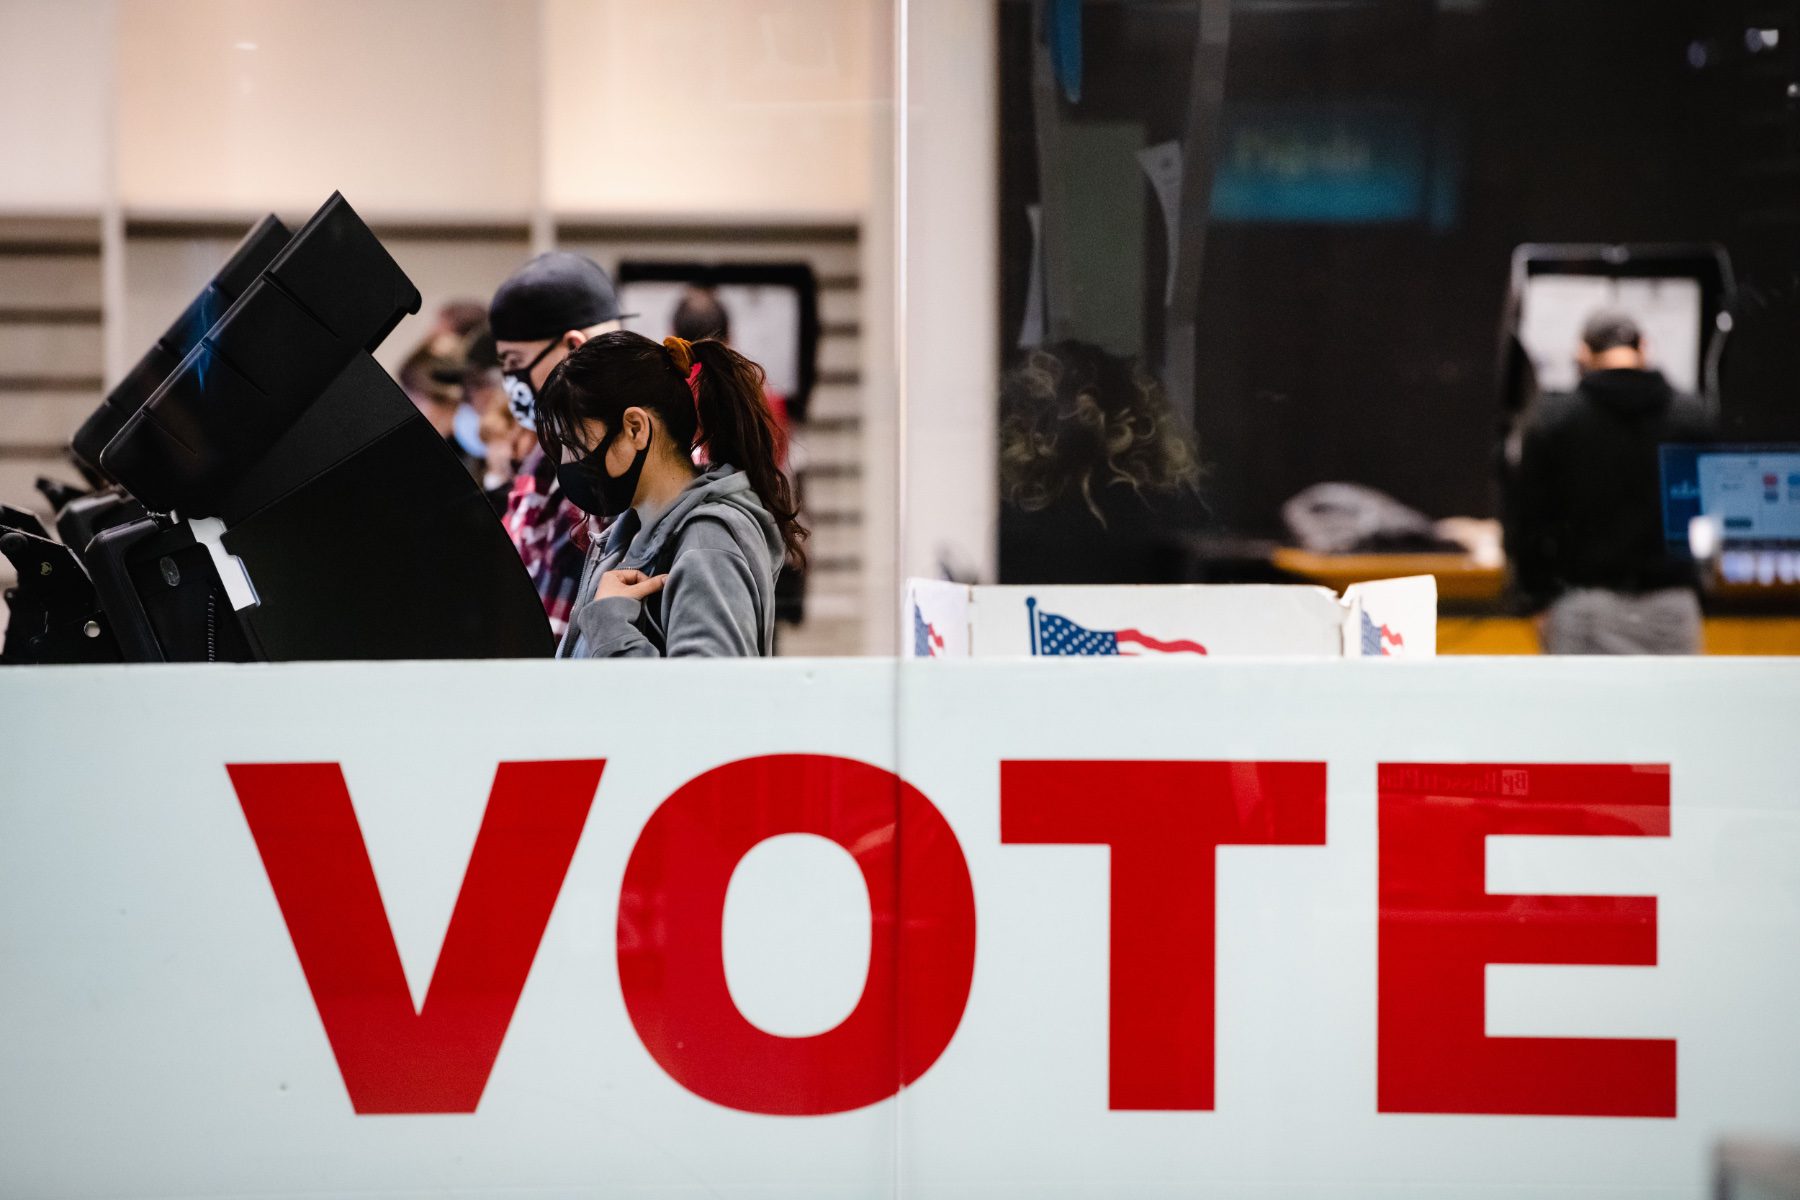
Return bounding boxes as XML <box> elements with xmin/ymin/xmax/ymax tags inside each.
<box><xmin>557</xmin><ymin>464</ymin><xmax>783</xmax><ymax>658</ymax></box>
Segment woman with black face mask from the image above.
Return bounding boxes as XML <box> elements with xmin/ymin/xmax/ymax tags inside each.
<box><xmin>532</xmin><ymin>331</ymin><xmax>805</xmax><ymax>657</ymax></box>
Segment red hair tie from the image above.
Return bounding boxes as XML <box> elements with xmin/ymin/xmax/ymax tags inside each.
<box><xmin>686</xmin><ymin>362</ymin><xmax>705</xmax><ymax>444</ymax></box>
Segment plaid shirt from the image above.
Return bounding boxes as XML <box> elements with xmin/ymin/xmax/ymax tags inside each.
<box><xmin>503</xmin><ymin>449</ymin><xmax>595</xmax><ymax>638</ymax></box>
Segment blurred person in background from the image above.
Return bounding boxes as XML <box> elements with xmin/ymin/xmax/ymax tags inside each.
<box><xmin>1508</xmin><ymin>310</ymin><xmax>1715</xmax><ymax>654</ymax></box>
<box><xmin>998</xmin><ymin>340</ymin><xmax>1204</xmax><ymax>584</ymax></box>
<box><xmin>458</xmin><ymin>328</ymin><xmax>535</xmax><ymax>512</ymax></box>
<box><xmin>479</xmin><ymin>398</ymin><xmax>538</xmax><ymax>513</ymax></box>
<box><xmin>397</xmin><ymin>313</ymin><xmax>485</xmax><ymax>479</ymax></box>
<box><xmin>534</xmin><ymin>332</ymin><xmax>804</xmax><ymax>658</ymax></box>
<box><xmin>489</xmin><ymin>252</ymin><xmax>632</xmax><ymax>638</ymax></box>
<box><xmin>670</xmin><ymin>286</ymin><xmax>805</xmax><ymax>631</ymax></box>
<box><xmin>398</xmin><ymin>336</ymin><xmax>462</xmax><ymax>439</ymax></box>
<box><xmin>431</xmin><ymin>299</ymin><xmax>488</xmax><ymax>340</ymax></box>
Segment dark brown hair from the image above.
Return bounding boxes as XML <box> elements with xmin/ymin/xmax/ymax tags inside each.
<box><xmin>672</xmin><ymin>286</ymin><xmax>730</xmax><ymax>343</ymax></box>
<box><xmin>535</xmin><ymin>330</ymin><xmax>806</xmax><ymax>565</ymax></box>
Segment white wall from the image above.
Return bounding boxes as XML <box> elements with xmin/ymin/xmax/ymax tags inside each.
<box><xmin>2</xmin><ymin>0</ymin><xmax>884</xmax><ymax>224</ymax></box>
<box><xmin>544</xmin><ymin>0</ymin><xmax>880</xmax><ymax>220</ymax></box>
<box><xmin>860</xmin><ymin>0</ymin><xmax>1001</xmax><ymax>652</ymax></box>
<box><xmin>899</xmin><ymin>0</ymin><xmax>998</xmax><ymax>588</ymax></box>
<box><xmin>114</xmin><ymin>0</ymin><xmax>540</xmax><ymax>218</ymax></box>
<box><xmin>0</xmin><ymin>0</ymin><xmax>111</xmax><ymax>212</ymax></box>
<box><xmin>98</xmin><ymin>0</ymin><xmax>892</xmax><ymax>384</ymax></box>
<box><xmin>859</xmin><ymin>0</ymin><xmax>900</xmax><ymax>651</ymax></box>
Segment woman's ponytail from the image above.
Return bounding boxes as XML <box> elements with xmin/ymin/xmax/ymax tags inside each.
<box><xmin>668</xmin><ymin>336</ymin><xmax>807</xmax><ymax>567</ymax></box>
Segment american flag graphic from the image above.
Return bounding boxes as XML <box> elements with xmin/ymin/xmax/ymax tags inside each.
<box><xmin>1359</xmin><ymin>610</ymin><xmax>1405</xmax><ymax>656</ymax></box>
<box><xmin>914</xmin><ymin>604</ymin><xmax>947</xmax><ymax>658</ymax></box>
<box><xmin>1028</xmin><ymin>598</ymin><xmax>1208</xmax><ymax>657</ymax></box>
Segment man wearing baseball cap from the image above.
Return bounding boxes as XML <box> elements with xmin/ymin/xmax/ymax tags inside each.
<box><xmin>489</xmin><ymin>252</ymin><xmax>635</xmax><ymax>638</ymax></box>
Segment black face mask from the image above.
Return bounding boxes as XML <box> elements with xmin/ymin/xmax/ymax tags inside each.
<box><xmin>558</xmin><ymin>424</ymin><xmax>651</xmax><ymax>520</ymax></box>
<box><xmin>502</xmin><ymin>341</ymin><xmax>561</xmax><ymax>432</ymax></box>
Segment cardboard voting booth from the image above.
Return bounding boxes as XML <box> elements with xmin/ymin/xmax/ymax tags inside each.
<box><xmin>906</xmin><ymin>576</ymin><xmax>1437</xmax><ymax>659</ymax></box>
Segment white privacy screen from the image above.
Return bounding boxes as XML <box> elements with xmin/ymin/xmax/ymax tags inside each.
<box><xmin>1519</xmin><ymin>274</ymin><xmax>1703</xmax><ymax>394</ymax></box>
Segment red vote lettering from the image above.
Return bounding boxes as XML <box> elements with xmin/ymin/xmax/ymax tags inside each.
<box><xmin>617</xmin><ymin>754</ymin><xmax>976</xmax><ymax>1115</ymax></box>
<box><xmin>1001</xmin><ymin>761</ymin><xmax>1327</xmax><ymax>1110</ymax></box>
<box><xmin>1378</xmin><ymin>763</ymin><xmax>1675</xmax><ymax>1117</ymax></box>
<box><xmin>230</xmin><ymin>760</ymin><xmax>601</xmax><ymax>1114</ymax></box>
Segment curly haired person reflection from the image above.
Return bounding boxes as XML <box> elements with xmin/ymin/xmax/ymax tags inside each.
<box><xmin>999</xmin><ymin>341</ymin><xmax>1204</xmax><ymax>584</ymax></box>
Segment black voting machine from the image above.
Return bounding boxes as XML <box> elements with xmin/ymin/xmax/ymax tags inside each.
<box><xmin>0</xmin><ymin>193</ymin><xmax>552</xmax><ymax>664</ymax></box>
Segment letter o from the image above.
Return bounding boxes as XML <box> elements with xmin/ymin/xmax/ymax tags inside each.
<box><xmin>617</xmin><ymin>754</ymin><xmax>976</xmax><ymax>1115</ymax></box>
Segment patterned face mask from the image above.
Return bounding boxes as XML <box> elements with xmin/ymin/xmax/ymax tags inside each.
<box><xmin>503</xmin><ymin>340</ymin><xmax>561</xmax><ymax>432</ymax></box>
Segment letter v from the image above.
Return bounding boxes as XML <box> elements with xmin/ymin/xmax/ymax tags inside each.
<box><xmin>230</xmin><ymin>760</ymin><xmax>602</xmax><ymax>1113</ymax></box>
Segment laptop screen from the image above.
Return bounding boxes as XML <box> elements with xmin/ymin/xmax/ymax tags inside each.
<box><xmin>1662</xmin><ymin>446</ymin><xmax>1800</xmax><ymax>545</ymax></box>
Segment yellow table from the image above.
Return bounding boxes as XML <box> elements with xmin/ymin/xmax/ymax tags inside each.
<box><xmin>1269</xmin><ymin>548</ymin><xmax>1507</xmax><ymax>604</ymax></box>
<box><xmin>1438</xmin><ymin>616</ymin><xmax>1800</xmax><ymax>656</ymax></box>
<box><xmin>1269</xmin><ymin>549</ymin><xmax>1800</xmax><ymax>655</ymax></box>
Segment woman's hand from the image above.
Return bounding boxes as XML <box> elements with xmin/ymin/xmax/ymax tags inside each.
<box><xmin>597</xmin><ymin>569</ymin><xmax>667</xmax><ymax>602</ymax></box>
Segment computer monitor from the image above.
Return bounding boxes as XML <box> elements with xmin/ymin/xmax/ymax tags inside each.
<box><xmin>1662</xmin><ymin>444</ymin><xmax>1800</xmax><ymax>588</ymax></box>
<box><xmin>70</xmin><ymin>215</ymin><xmax>291</xmax><ymax>477</ymax></box>
<box><xmin>1508</xmin><ymin>243</ymin><xmax>1734</xmax><ymax>405</ymax></box>
<box><xmin>1662</xmin><ymin>445</ymin><xmax>1800</xmax><ymax>545</ymax></box>
<box><xmin>74</xmin><ymin>192</ymin><xmax>552</xmax><ymax>663</ymax></box>
<box><xmin>1523</xmin><ymin>274</ymin><xmax>1703</xmax><ymax>394</ymax></box>
<box><xmin>616</xmin><ymin>262</ymin><xmax>821</xmax><ymax>421</ymax></box>
<box><xmin>99</xmin><ymin>193</ymin><xmax>419</xmax><ymax>515</ymax></box>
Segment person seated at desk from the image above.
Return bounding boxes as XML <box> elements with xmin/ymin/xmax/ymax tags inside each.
<box><xmin>1509</xmin><ymin>310</ymin><xmax>1714</xmax><ymax>654</ymax></box>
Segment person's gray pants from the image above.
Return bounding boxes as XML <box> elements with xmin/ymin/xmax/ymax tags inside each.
<box><xmin>1541</xmin><ymin>587</ymin><xmax>1703</xmax><ymax>655</ymax></box>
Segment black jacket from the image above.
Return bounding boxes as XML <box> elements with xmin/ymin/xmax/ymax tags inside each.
<box><xmin>1508</xmin><ymin>369</ymin><xmax>1713</xmax><ymax>611</ymax></box>
<box><xmin>1000</xmin><ymin>482</ymin><xmax>1206</xmax><ymax>585</ymax></box>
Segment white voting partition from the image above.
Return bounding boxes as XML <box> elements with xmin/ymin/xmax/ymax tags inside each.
<box><xmin>2</xmin><ymin>657</ymin><xmax>1798</xmax><ymax>1199</ymax></box>
<box><xmin>904</xmin><ymin>577</ymin><xmax>1438</xmax><ymax>658</ymax></box>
